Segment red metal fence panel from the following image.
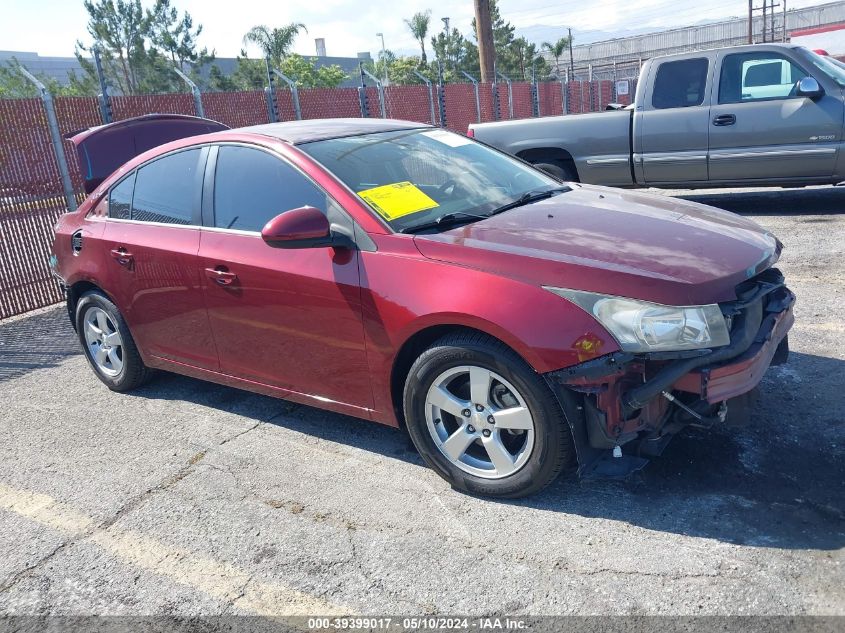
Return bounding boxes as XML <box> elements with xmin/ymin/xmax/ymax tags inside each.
<box><xmin>0</xmin><ymin>98</ymin><xmax>79</xmax><ymax>319</ymax></box>
<box><xmin>443</xmin><ymin>84</ymin><xmax>478</xmax><ymax>134</ymax></box>
<box><xmin>203</xmin><ymin>90</ymin><xmax>269</xmax><ymax>128</ymax></box>
<box><xmin>385</xmin><ymin>85</ymin><xmax>434</xmax><ymax>124</ymax></box>
<box><xmin>299</xmin><ymin>87</ymin><xmax>362</xmax><ymax>119</ymax></box>
<box><xmin>111</xmin><ymin>93</ymin><xmax>196</xmax><ymax>120</ymax></box>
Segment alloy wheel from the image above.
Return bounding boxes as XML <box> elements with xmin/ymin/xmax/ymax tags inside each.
<box><xmin>83</xmin><ymin>307</ymin><xmax>124</xmax><ymax>377</ymax></box>
<box><xmin>424</xmin><ymin>365</ymin><xmax>536</xmax><ymax>479</ymax></box>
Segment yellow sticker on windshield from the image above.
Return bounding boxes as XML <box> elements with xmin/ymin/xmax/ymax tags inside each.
<box><xmin>358</xmin><ymin>181</ymin><xmax>439</xmax><ymax>221</ymax></box>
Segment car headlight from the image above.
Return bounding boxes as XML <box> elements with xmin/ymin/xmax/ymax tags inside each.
<box><xmin>544</xmin><ymin>287</ymin><xmax>731</xmax><ymax>353</ymax></box>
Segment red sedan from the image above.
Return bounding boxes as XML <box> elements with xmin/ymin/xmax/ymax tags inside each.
<box><xmin>51</xmin><ymin>115</ymin><xmax>794</xmax><ymax>497</ymax></box>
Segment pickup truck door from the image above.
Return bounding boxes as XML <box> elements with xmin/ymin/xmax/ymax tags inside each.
<box><xmin>635</xmin><ymin>55</ymin><xmax>714</xmax><ymax>184</ymax></box>
<box><xmin>708</xmin><ymin>49</ymin><xmax>843</xmax><ymax>181</ymax></box>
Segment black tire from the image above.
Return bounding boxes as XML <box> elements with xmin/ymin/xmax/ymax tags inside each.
<box><xmin>534</xmin><ymin>161</ymin><xmax>576</xmax><ymax>182</ymax></box>
<box><xmin>403</xmin><ymin>332</ymin><xmax>575</xmax><ymax>498</ymax></box>
<box><xmin>75</xmin><ymin>290</ymin><xmax>153</xmax><ymax>392</ymax></box>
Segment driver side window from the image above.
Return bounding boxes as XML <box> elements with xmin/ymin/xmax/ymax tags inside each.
<box><xmin>719</xmin><ymin>52</ymin><xmax>808</xmax><ymax>103</ymax></box>
<box><xmin>213</xmin><ymin>145</ymin><xmax>327</xmax><ymax>232</ymax></box>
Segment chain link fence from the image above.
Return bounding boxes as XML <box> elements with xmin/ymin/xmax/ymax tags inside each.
<box><xmin>1</xmin><ymin>62</ymin><xmax>641</xmax><ymax>319</ymax></box>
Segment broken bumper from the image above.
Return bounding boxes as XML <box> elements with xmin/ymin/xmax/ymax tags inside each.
<box><xmin>672</xmin><ymin>299</ymin><xmax>793</xmax><ymax>403</ymax></box>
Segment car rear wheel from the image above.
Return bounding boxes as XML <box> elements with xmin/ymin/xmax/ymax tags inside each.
<box><xmin>75</xmin><ymin>290</ymin><xmax>153</xmax><ymax>392</ymax></box>
<box><xmin>403</xmin><ymin>332</ymin><xmax>575</xmax><ymax>498</ymax></box>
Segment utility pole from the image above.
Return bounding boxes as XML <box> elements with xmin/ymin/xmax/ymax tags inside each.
<box><xmin>474</xmin><ymin>0</ymin><xmax>495</xmax><ymax>83</ymax></box>
<box><xmin>568</xmin><ymin>27</ymin><xmax>575</xmax><ymax>78</ymax></box>
<box><xmin>783</xmin><ymin>0</ymin><xmax>788</xmax><ymax>41</ymax></box>
<box><xmin>748</xmin><ymin>0</ymin><xmax>754</xmax><ymax>43</ymax></box>
<box><xmin>376</xmin><ymin>32</ymin><xmax>387</xmax><ymax>85</ymax></box>
<box><xmin>763</xmin><ymin>0</ymin><xmax>767</xmax><ymax>42</ymax></box>
<box><xmin>771</xmin><ymin>0</ymin><xmax>777</xmax><ymax>42</ymax></box>
<box><xmin>441</xmin><ymin>17</ymin><xmax>450</xmax><ymax>74</ymax></box>
<box><xmin>751</xmin><ymin>0</ymin><xmax>781</xmax><ymax>44</ymax></box>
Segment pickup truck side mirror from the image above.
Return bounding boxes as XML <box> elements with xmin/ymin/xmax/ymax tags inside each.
<box><xmin>796</xmin><ymin>76</ymin><xmax>824</xmax><ymax>99</ymax></box>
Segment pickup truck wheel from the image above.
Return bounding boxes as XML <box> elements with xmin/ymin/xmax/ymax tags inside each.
<box><xmin>403</xmin><ymin>332</ymin><xmax>575</xmax><ymax>498</ymax></box>
<box><xmin>534</xmin><ymin>162</ymin><xmax>576</xmax><ymax>182</ymax></box>
<box><xmin>75</xmin><ymin>290</ymin><xmax>153</xmax><ymax>392</ymax></box>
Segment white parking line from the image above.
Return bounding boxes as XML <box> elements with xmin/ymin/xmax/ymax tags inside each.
<box><xmin>0</xmin><ymin>482</ymin><xmax>349</xmax><ymax>616</ymax></box>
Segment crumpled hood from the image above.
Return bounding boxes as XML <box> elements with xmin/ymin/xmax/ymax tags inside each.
<box><xmin>413</xmin><ymin>185</ymin><xmax>780</xmax><ymax>305</ymax></box>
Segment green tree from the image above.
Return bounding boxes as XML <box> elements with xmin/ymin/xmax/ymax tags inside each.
<box><xmin>242</xmin><ymin>23</ymin><xmax>307</xmax><ymax>68</ymax></box>
<box><xmin>387</xmin><ymin>56</ymin><xmax>428</xmax><ymax>85</ymax></box>
<box><xmin>509</xmin><ymin>37</ymin><xmax>548</xmax><ymax>81</ymax></box>
<box><xmin>226</xmin><ymin>52</ymin><xmax>267</xmax><ymax>91</ymax></box>
<box><xmin>149</xmin><ymin>0</ymin><xmax>215</xmax><ymax>85</ymax></box>
<box><xmin>0</xmin><ymin>59</ymin><xmax>95</xmax><ymax>97</ymax></box>
<box><xmin>404</xmin><ymin>11</ymin><xmax>431</xmax><ymax>65</ymax></box>
<box><xmin>366</xmin><ymin>49</ymin><xmax>396</xmax><ymax>82</ymax></box>
<box><xmin>75</xmin><ymin>0</ymin><xmax>150</xmax><ymax>94</ymax></box>
<box><xmin>278</xmin><ymin>54</ymin><xmax>346</xmax><ymax>88</ymax></box>
<box><xmin>74</xmin><ymin>0</ymin><xmax>210</xmax><ymax>95</ymax></box>
<box><xmin>431</xmin><ymin>28</ymin><xmax>478</xmax><ymax>80</ymax></box>
<box><xmin>541</xmin><ymin>36</ymin><xmax>571</xmax><ymax>76</ymax></box>
<box><xmin>207</xmin><ymin>63</ymin><xmax>238</xmax><ymax>92</ymax></box>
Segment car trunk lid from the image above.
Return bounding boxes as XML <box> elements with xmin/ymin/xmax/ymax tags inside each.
<box><xmin>65</xmin><ymin>114</ymin><xmax>229</xmax><ymax>193</ymax></box>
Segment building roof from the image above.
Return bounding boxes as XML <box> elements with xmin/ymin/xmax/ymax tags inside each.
<box><xmin>241</xmin><ymin>118</ymin><xmax>430</xmax><ymax>144</ymax></box>
<box><xmin>0</xmin><ymin>51</ymin><xmax>372</xmax><ymax>90</ymax></box>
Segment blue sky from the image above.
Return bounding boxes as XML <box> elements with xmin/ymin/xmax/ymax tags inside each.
<box><xmin>1</xmin><ymin>0</ymin><xmax>828</xmax><ymax>59</ymax></box>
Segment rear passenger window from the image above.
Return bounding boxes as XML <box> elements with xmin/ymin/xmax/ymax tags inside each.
<box><xmin>108</xmin><ymin>173</ymin><xmax>133</xmax><ymax>220</ymax></box>
<box><xmin>131</xmin><ymin>149</ymin><xmax>201</xmax><ymax>225</ymax></box>
<box><xmin>213</xmin><ymin>146</ymin><xmax>327</xmax><ymax>232</ymax></box>
<box><xmin>652</xmin><ymin>58</ymin><xmax>709</xmax><ymax>109</ymax></box>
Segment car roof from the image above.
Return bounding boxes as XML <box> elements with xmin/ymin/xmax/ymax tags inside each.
<box><xmin>241</xmin><ymin>118</ymin><xmax>431</xmax><ymax>144</ymax></box>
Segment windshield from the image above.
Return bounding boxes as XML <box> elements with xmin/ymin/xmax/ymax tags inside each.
<box><xmin>801</xmin><ymin>48</ymin><xmax>845</xmax><ymax>87</ymax></box>
<box><xmin>299</xmin><ymin>128</ymin><xmax>560</xmax><ymax>233</ymax></box>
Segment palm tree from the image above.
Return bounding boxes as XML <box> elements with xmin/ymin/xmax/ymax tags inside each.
<box><xmin>541</xmin><ymin>36</ymin><xmax>571</xmax><ymax>75</ymax></box>
<box><xmin>243</xmin><ymin>23</ymin><xmax>307</xmax><ymax>66</ymax></box>
<box><xmin>404</xmin><ymin>11</ymin><xmax>431</xmax><ymax>64</ymax></box>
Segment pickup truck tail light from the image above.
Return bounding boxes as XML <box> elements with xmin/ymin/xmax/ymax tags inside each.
<box><xmin>466</xmin><ymin>128</ymin><xmax>474</xmax><ymax>138</ymax></box>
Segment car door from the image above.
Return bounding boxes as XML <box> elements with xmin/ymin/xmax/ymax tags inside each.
<box><xmin>102</xmin><ymin>147</ymin><xmax>219</xmax><ymax>370</ymax></box>
<box><xmin>635</xmin><ymin>55</ymin><xmax>713</xmax><ymax>184</ymax></box>
<box><xmin>198</xmin><ymin>144</ymin><xmax>372</xmax><ymax>412</ymax></box>
<box><xmin>708</xmin><ymin>49</ymin><xmax>843</xmax><ymax>181</ymax></box>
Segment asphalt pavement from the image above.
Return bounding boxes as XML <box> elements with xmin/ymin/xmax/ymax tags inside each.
<box><xmin>0</xmin><ymin>186</ymin><xmax>842</xmax><ymax>618</ymax></box>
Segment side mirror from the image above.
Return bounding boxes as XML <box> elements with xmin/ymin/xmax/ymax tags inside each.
<box><xmin>261</xmin><ymin>206</ymin><xmax>333</xmax><ymax>249</ymax></box>
<box><xmin>796</xmin><ymin>76</ymin><xmax>824</xmax><ymax>99</ymax></box>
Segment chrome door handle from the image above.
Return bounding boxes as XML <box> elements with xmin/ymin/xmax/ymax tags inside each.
<box><xmin>110</xmin><ymin>248</ymin><xmax>133</xmax><ymax>266</ymax></box>
<box><xmin>204</xmin><ymin>266</ymin><xmax>237</xmax><ymax>285</ymax></box>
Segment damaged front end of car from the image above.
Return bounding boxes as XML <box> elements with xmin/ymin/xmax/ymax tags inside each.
<box><xmin>544</xmin><ymin>267</ymin><xmax>795</xmax><ymax>478</ymax></box>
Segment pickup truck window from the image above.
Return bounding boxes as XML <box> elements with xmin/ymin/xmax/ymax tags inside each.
<box><xmin>718</xmin><ymin>52</ymin><xmax>807</xmax><ymax>103</ymax></box>
<box><xmin>652</xmin><ymin>58</ymin><xmax>708</xmax><ymax>109</ymax></box>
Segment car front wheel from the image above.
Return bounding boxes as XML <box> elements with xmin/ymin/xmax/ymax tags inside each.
<box><xmin>403</xmin><ymin>332</ymin><xmax>575</xmax><ymax>498</ymax></box>
<box><xmin>75</xmin><ymin>290</ymin><xmax>153</xmax><ymax>392</ymax></box>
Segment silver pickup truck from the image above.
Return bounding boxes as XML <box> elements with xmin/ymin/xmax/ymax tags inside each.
<box><xmin>469</xmin><ymin>44</ymin><xmax>845</xmax><ymax>188</ymax></box>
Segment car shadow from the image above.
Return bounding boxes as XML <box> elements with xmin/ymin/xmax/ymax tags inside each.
<box><xmin>5</xmin><ymin>310</ymin><xmax>843</xmax><ymax>550</ymax></box>
<box><xmin>125</xmin><ymin>347</ymin><xmax>844</xmax><ymax>552</ymax></box>
<box><xmin>674</xmin><ymin>186</ymin><xmax>845</xmax><ymax>215</ymax></box>
<box><xmin>497</xmin><ymin>349</ymin><xmax>845</xmax><ymax>551</ymax></box>
<box><xmin>0</xmin><ymin>307</ymin><xmax>81</xmax><ymax>383</ymax></box>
